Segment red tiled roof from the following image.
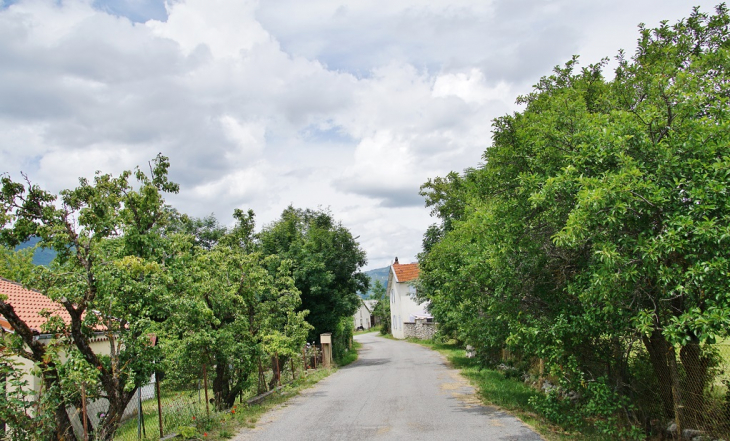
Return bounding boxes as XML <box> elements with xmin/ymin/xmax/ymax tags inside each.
<box><xmin>0</xmin><ymin>277</ymin><xmax>71</xmax><ymax>333</ymax></box>
<box><xmin>393</xmin><ymin>263</ymin><xmax>419</xmax><ymax>282</ymax></box>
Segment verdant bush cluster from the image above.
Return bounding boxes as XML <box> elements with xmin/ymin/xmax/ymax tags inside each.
<box><xmin>418</xmin><ymin>6</ymin><xmax>730</xmax><ymax>438</ymax></box>
<box><xmin>0</xmin><ymin>156</ymin><xmax>367</xmax><ymax>439</ymax></box>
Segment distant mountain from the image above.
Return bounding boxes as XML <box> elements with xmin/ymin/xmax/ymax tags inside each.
<box><xmin>359</xmin><ymin>266</ymin><xmax>390</xmax><ymax>298</ymax></box>
<box><xmin>15</xmin><ymin>237</ymin><xmax>56</xmax><ymax>266</ymax></box>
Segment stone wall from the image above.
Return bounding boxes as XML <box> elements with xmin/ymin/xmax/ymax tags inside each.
<box><xmin>403</xmin><ymin>318</ymin><xmax>437</xmax><ymax>340</ymax></box>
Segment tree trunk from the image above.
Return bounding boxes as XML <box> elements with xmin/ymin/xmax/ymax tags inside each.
<box><xmin>268</xmin><ymin>356</ymin><xmax>288</xmax><ymax>390</ymax></box>
<box><xmin>95</xmin><ymin>389</ymin><xmax>134</xmax><ymax>441</ymax></box>
<box><xmin>679</xmin><ymin>338</ymin><xmax>711</xmax><ymax>429</ymax></box>
<box><xmin>642</xmin><ymin>330</ymin><xmax>675</xmax><ymax>420</ymax></box>
<box><xmin>213</xmin><ymin>359</ymin><xmax>230</xmax><ymax>411</ymax></box>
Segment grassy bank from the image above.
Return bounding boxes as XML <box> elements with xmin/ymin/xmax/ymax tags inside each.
<box><xmin>337</xmin><ymin>340</ymin><xmax>362</xmax><ymax>367</ymax></box>
<box><xmin>114</xmin><ymin>368</ymin><xmax>334</xmax><ymax>441</ymax></box>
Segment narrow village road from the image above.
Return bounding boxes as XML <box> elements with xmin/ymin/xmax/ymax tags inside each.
<box><xmin>233</xmin><ymin>333</ymin><xmax>542</xmax><ymax>441</ymax></box>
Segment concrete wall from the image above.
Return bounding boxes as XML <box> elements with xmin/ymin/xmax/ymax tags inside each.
<box><xmin>403</xmin><ymin>318</ymin><xmax>437</xmax><ymax>340</ymax></box>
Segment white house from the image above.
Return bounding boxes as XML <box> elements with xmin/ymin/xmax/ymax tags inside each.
<box><xmin>386</xmin><ymin>258</ymin><xmax>431</xmax><ymax>339</ymax></box>
<box><xmin>353</xmin><ymin>299</ymin><xmax>376</xmax><ymax>330</ymax></box>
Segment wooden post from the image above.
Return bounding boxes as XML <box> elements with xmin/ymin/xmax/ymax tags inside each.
<box><xmin>156</xmin><ymin>374</ymin><xmax>163</xmax><ymax>438</ymax></box>
<box><xmin>291</xmin><ymin>359</ymin><xmax>296</xmax><ymax>381</ymax></box>
<box><xmin>203</xmin><ymin>364</ymin><xmax>210</xmax><ymax>418</ymax></box>
<box><xmin>302</xmin><ymin>347</ymin><xmax>307</xmax><ymax>370</ymax></box>
<box><xmin>81</xmin><ymin>382</ymin><xmax>88</xmax><ymax>441</ymax></box>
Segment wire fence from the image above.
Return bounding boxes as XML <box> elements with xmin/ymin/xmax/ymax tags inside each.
<box><xmin>64</xmin><ymin>344</ymin><xmax>324</xmax><ymax>440</ymax></box>
<box><xmin>648</xmin><ymin>342</ymin><xmax>730</xmax><ymax>439</ymax></box>
<box><xmin>499</xmin><ymin>342</ymin><xmax>730</xmax><ymax>439</ymax></box>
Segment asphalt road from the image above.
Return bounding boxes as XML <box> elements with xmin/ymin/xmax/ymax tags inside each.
<box><xmin>233</xmin><ymin>333</ymin><xmax>543</xmax><ymax>441</ymax></box>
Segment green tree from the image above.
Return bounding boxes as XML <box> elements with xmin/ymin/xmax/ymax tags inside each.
<box><xmin>0</xmin><ymin>154</ymin><xmax>178</xmax><ymax>439</ymax></box>
<box><xmin>258</xmin><ymin>207</ymin><xmax>369</xmax><ymax>343</ymax></box>
<box><xmin>419</xmin><ymin>6</ymin><xmax>730</xmax><ymax>435</ymax></box>
<box><xmin>162</xmin><ymin>212</ymin><xmax>311</xmax><ymax>409</ymax></box>
<box><xmin>368</xmin><ymin>280</ymin><xmax>390</xmax><ymax>335</ymax></box>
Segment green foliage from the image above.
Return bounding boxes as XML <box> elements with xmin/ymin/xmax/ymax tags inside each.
<box><xmin>161</xmin><ymin>210</ymin><xmax>312</xmax><ymax>410</ymax></box>
<box><xmin>529</xmin><ymin>377</ymin><xmax>643</xmax><ymax>440</ymax></box>
<box><xmin>258</xmin><ymin>206</ymin><xmax>368</xmax><ymax>339</ymax></box>
<box><xmin>418</xmin><ymin>5</ymin><xmax>730</xmax><ymax>436</ymax></box>
<box><xmin>176</xmin><ymin>425</ymin><xmax>198</xmax><ymax>439</ymax></box>
<box><xmin>332</xmin><ymin>316</ymin><xmax>353</xmax><ymax>363</ymax></box>
<box><xmin>0</xmin><ymin>360</ymin><xmax>60</xmax><ymax>440</ymax></box>
<box><xmin>0</xmin><ymin>154</ymin><xmax>178</xmax><ymax>439</ymax></box>
<box><xmin>369</xmin><ymin>280</ymin><xmax>391</xmax><ymax>335</ymax></box>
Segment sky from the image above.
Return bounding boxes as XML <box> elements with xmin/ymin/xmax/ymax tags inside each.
<box><xmin>0</xmin><ymin>0</ymin><xmax>720</xmax><ymax>270</ymax></box>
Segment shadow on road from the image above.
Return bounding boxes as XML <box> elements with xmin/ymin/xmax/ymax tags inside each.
<box><xmin>341</xmin><ymin>358</ymin><xmax>390</xmax><ymax>368</ymax></box>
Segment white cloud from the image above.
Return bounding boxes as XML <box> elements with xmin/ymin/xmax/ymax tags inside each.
<box><xmin>0</xmin><ymin>0</ymin><xmax>721</xmax><ymax>270</ymax></box>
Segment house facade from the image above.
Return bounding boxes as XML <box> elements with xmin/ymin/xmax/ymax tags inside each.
<box><xmin>353</xmin><ymin>299</ymin><xmax>376</xmax><ymax>330</ymax></box>
<box><xmin>386</xmin><ymin>258</ymin><xmax>431</xmax><ymax>339</ymax></box>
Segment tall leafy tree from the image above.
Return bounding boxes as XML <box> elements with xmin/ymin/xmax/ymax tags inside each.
<box><xmin>0</xmin><ymin>154</ymin><xmax>178</xmax><ymax>439</ymax></box>
<box><xmin>259</xmin><ymin>207</ymin><xmax>368</xmax><ymax>341</ymax></box>
<box><xmin>368</xmin><ymin>280</ymin><xmax>390</xmax><ymax>335</ymax></box>
<box><xmin>419</xmin><ymin>6</ymin><xmax>730</xmax><ymax>434</ymax></box>
<box><xmin>162</xmin><ymin>211</ymin><xmax>310</xmax><ymax>409</ymax></box>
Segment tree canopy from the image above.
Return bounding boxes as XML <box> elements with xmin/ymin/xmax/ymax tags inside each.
<box><xmin>259</xmin><ymin>206</ymin><xmax>369</xmax><ymax>340</ymax></box>
<box><xmin>0</xmin><ymin>154</ymin><xmax>178</xmax><ymax>439</ymax></box>
<box><xmin>418</xmin><ymin>5</ymin><xmax>730</xmax><ymax>436</ymax></box>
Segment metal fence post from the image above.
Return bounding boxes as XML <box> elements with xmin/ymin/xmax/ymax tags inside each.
<box><xmin>156</xmin><ymin>373</ymin><xmax>163</xmax><ymax>438</ymax></box>
<box><xmin>137</xmin><ymin>386</ymin><xmax>142</xmax><ymax>439</ymax></box>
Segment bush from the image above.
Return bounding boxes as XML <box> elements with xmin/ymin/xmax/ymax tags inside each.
<box><xmin>332</xmin><ymin>316</ymin><xmax>353</xmax><ymax>363</ymax></box>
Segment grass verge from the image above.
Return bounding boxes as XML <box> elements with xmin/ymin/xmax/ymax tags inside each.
<box><xmin>354</xmin><ymin>326</ymin><xmax>381</xmax><ymax>335</ymax></box>
<box><xmin>336</xmin><ymin>340</ymin><xmax>362</xmax><ymax>367</ymax></box>
<box><xmin>114</xmin><ymin>368</ymin><xmax>334</xmax><ymax>441</ymax></box>
<box><xmin>399</xmin><ymin>338</ymin><xmax>604</xmax><ymax>441</ymax></box>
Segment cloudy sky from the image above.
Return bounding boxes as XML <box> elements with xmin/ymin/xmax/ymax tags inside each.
<box><xmin>0</xmin><ymin>0</ymin><xmax>719</xmax><ymax>270</ymax></box>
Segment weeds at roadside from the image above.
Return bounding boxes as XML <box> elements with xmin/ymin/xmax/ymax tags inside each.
<box><xmin>337</xmin><ymin>341</ymin><xmax>362</xmax><ymax>367</ymax></box>
<box><xmin>397</xmin><ymin>338</ymin><xmax>613</xmax><ymax>441</ymax></box>
<box><xmin>115</xmin><ymin>368</ymin><xmax>334</xmax><ymax>440</ymax></box>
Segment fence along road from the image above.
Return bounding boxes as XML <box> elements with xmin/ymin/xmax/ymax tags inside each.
<box><xmin>233</xmin><ymin>332</ymin><xmax>543</xmax><ymax>441</ymax></box>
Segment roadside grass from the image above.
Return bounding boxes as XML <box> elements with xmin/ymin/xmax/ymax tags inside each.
<box><xmin>354</xmin><ymin>325</ymin><xmax>381</xmax><ymax>335</ymax></box>
<box><xmin>400</xmin><ymin>338</ymin><xmax>607</xmax><ymax>441</ymax></box>
<box><xmin>337</xmin><ymin>340</ymin><xmax>362</xmax><ymax>367</ymax></box>
<box><xmin>114</xmin><ymin>368</ymin><xmax>334</xmax><ymax>441</ymax></box>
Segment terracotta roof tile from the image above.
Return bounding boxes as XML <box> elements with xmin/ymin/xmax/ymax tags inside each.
<box><xmin>0</xmin><ymin>277</ymin><xmax>71</xmax><ymax>333</ymax></box>
<box><xmin>393</xmin><ymin>263</ymin><xmax>419</xmax><ymax>282</ymax></box>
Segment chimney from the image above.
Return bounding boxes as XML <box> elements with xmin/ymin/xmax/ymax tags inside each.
<box><xmin>394</xmin><ymin>256</ymin><xmax>399</xmax><ymax>264</ymax></box>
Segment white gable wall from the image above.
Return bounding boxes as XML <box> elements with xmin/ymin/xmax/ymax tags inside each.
<box><xmin>387</xmin><ymin>266</ymin><xmax>428</xmax><ymax>339</ymax></box>
<box><xmin>353</xmin><ymin>301</ymin><xmax>372</xmax><ymax>330</ymax></box>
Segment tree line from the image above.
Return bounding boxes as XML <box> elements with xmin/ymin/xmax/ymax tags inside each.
<box><xmin>418</xmin><ymin>6</ymin><xmax>730</xmax><ymax>438</ymax></box>
<box><xmin>0</xmin><ymin>155</ymin><xmax>368</xmax><ymax>440</ymax></box>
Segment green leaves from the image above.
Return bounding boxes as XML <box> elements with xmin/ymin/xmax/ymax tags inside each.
<box><xmin>258</xmin><ymin>206</ymin><xmax>368</xmax><ymax>340</ymax></box>
<box><xmin>418</xmin><ymin>6</ymin><xmax>730</xmax><ymax>435</ymax></box>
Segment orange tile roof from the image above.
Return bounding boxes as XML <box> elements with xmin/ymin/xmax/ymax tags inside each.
<box><xmin>0</xmin><ymin>277</ymin><xmax>71</xmax><ymax>334</ymax></box>
<box><xmin>393</xmin><ymin>263</ymin><xmax>419</xmax><ymax>282</ymax></box>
